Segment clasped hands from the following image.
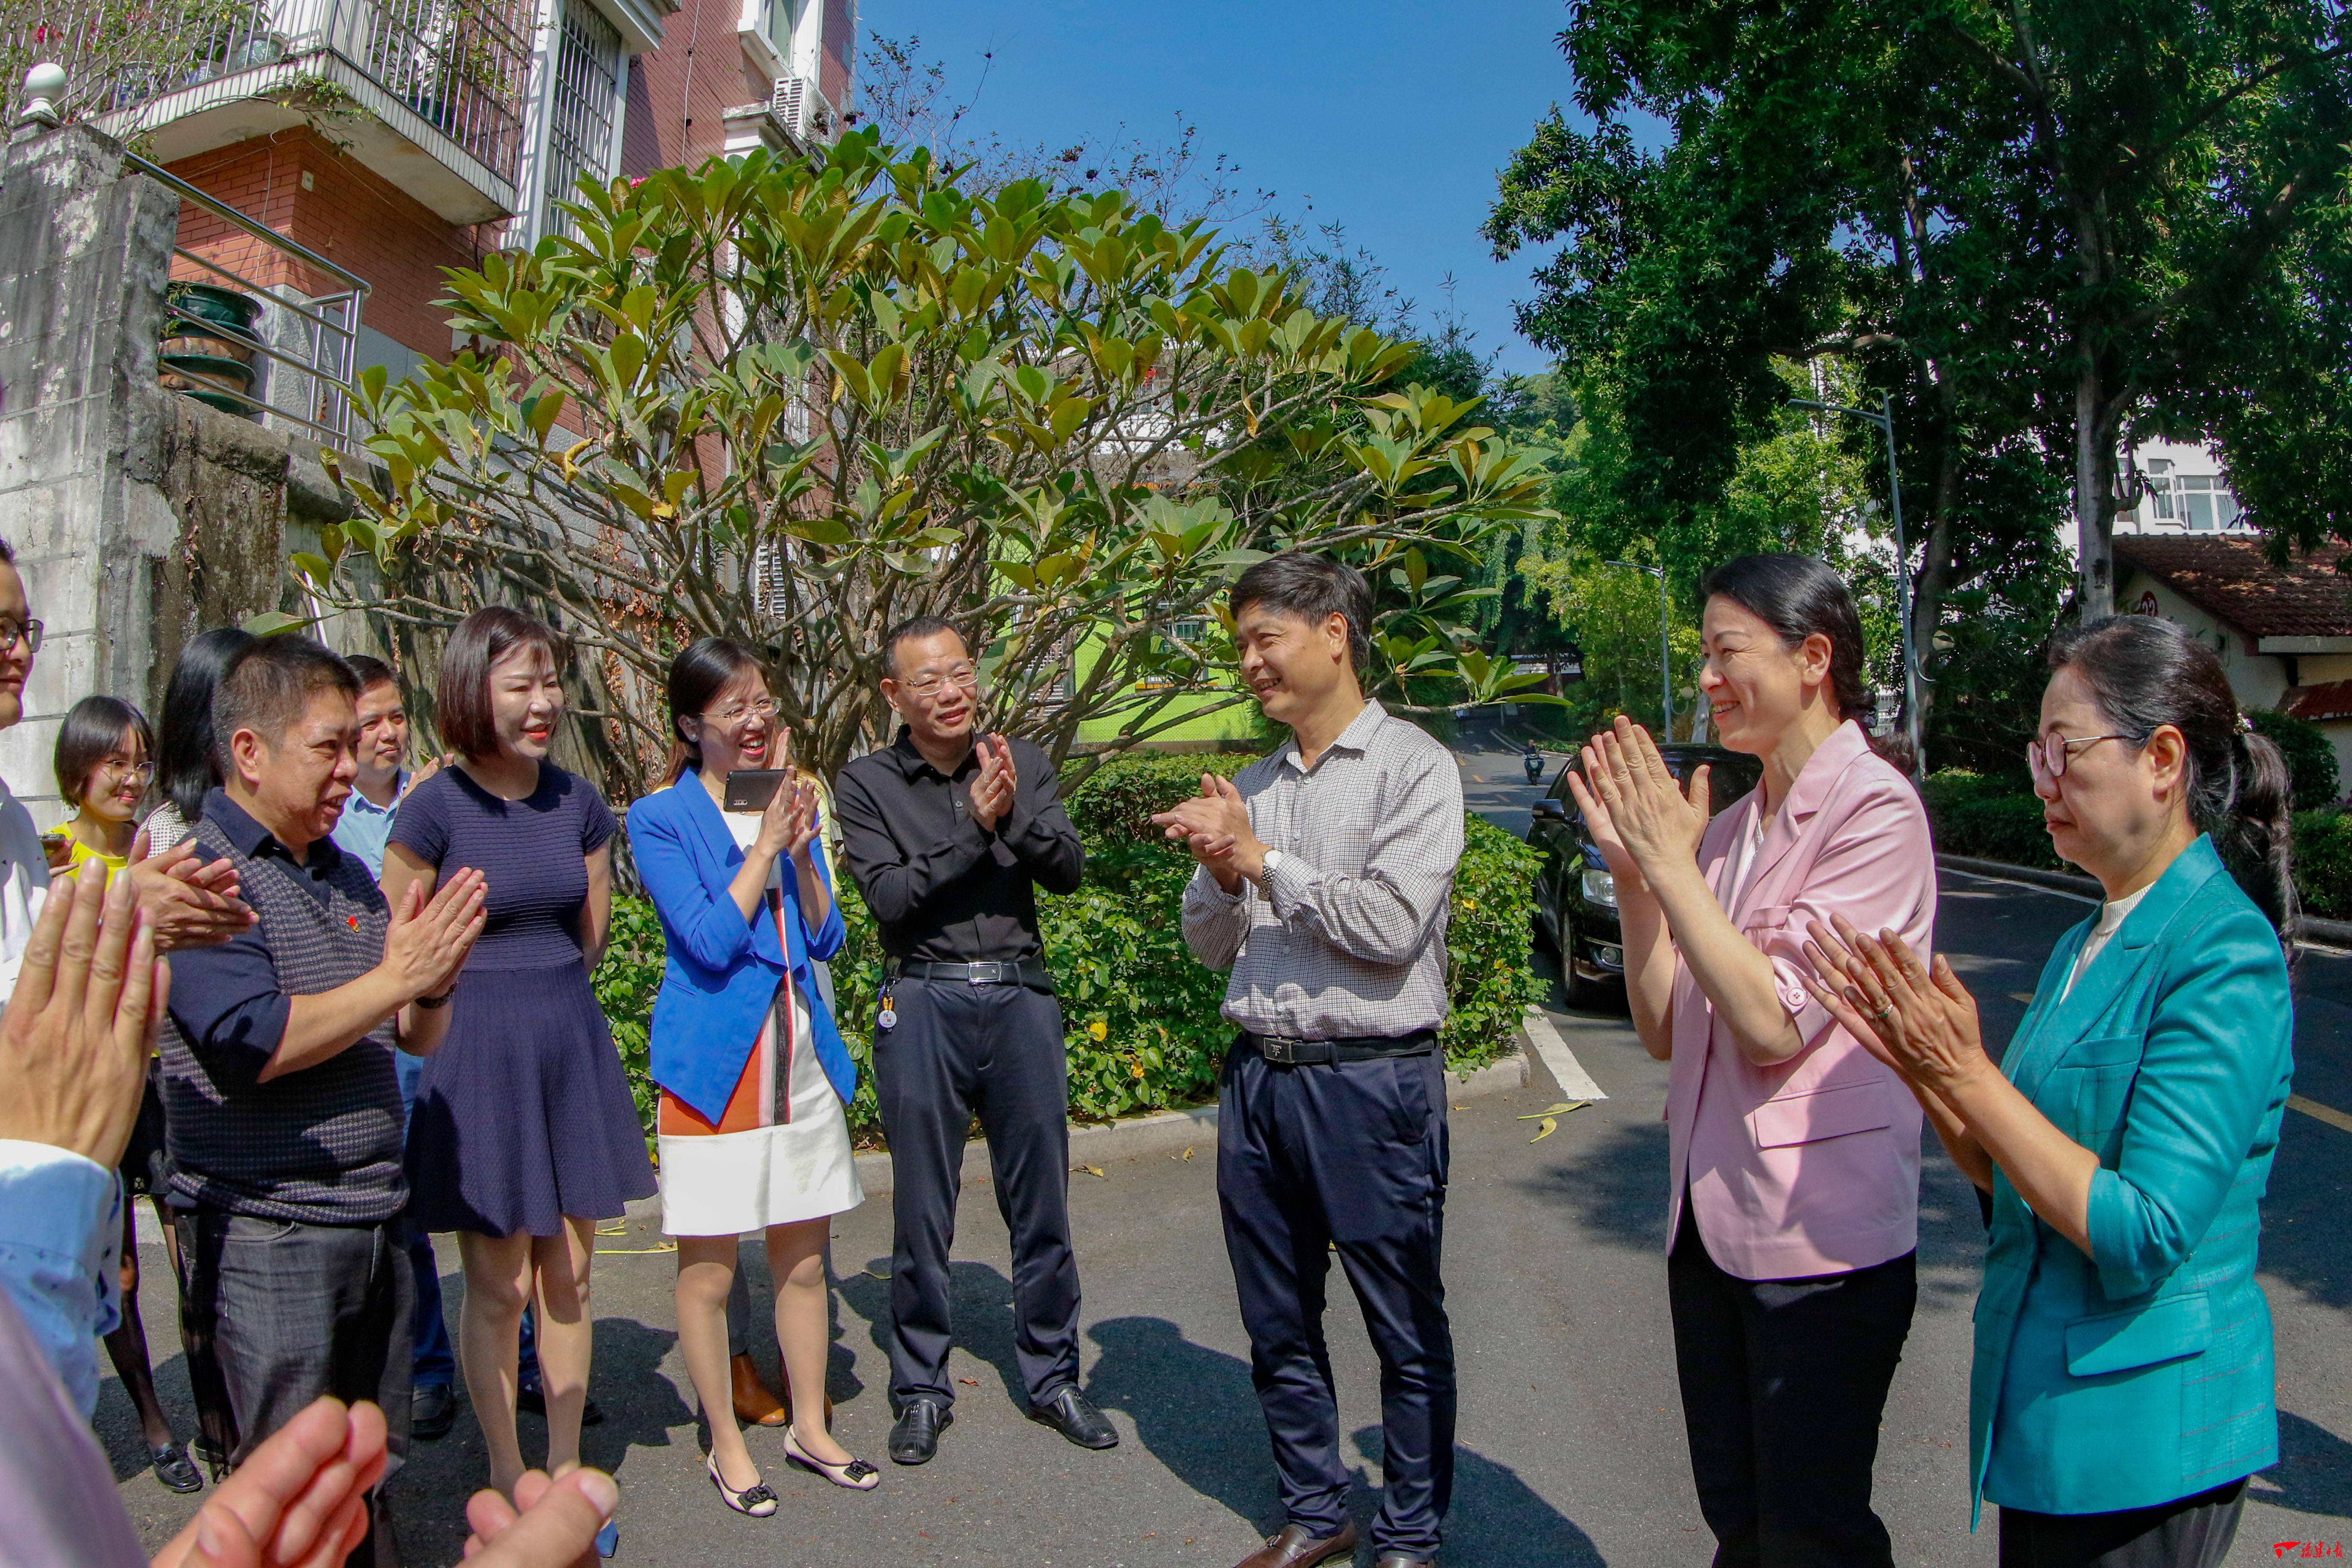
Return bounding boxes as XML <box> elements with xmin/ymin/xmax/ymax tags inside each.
<box><xmin>750</xmin><ymin>771</ymin><xmax>824</xmax><ymax>865</ymax></box>
<box><xmin>967</xmin><ymin>734</ymin><xmax>1020</xmax><ymax>833</ymax></box>
<box><xmin>1562</xmin><ymin>715</ymin><xmax>1711</xmax><ymax>891</ymax></box>
<box><xmin>1800</xmin><ymin>912</ymin><xmax>1994</xmax><ymax>1099</ymax></box>
<box><xmin>1149</xmin><ymin>773</ymin><xmax>1263</xmax><ymax>893</ymax></box>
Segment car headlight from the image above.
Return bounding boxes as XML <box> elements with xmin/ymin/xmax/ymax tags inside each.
<box><xmin>1580</xmin><ymin>866</ymin><xmax>1617</xmax><ymax>908</ymax></box>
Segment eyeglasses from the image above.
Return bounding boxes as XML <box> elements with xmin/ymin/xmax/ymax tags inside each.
<box><xmin>901</xmin><ymin>665</ymin><xmax>980</xmax><ymax>699</ymax></box>
<box><xmin>2026</xmin><ymin>731</ymin><xmax>2136</xmax><ymax>788</ymax></box>
<box><xmin>0</xmin><ymin>616</ymin><xmax>44</xmax><ymax>653</ymax></box>
<box><xmin>96</xmin><ymin>760</ymin><xmax>154</xmax><ymax>787</ymax></box>
<box><xmin>704</xmin><ymin>697</ymin><xmax>779</xmax><ymax>726</ymax></box>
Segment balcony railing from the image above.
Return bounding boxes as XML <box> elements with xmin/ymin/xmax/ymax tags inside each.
<box><xmin>132</xmin><ymin>150</ymin><xmax>371</xmax><ymax>454</ymax></box>
<box><xmin>10</xmin><ymin>0</ymin><xmax>531</xmax><ymax>186</ymax></box>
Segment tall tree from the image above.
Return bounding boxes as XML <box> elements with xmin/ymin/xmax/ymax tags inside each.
<box><xmin>308</xmin><ymin>133</ymin><xmax>1552</xmax><ymax>796</ymax></box>
<box><xmin>1486</xmin><ymin>0</ymin><xmax>2352</xmax><ymax>696</ymax></box>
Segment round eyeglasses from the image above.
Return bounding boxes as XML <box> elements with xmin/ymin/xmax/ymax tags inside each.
<box><xmin>2026</xmin><ymin>731</ymin><xmax>2135</xmax><ymax>788</ymax></box>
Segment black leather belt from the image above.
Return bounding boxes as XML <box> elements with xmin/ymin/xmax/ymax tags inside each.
<box><xmin>1242</xmin><ymin>1029</ymin><xmax>1438</xmax><ymax>1066</ymax></box>
<box><xmin>889</xmin><ymin>958</ymin><xmax>1054</xmax><ymax>989</ymax></box>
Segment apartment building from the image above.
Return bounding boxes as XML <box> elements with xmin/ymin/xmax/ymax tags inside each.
<box><xmin>85</xmin><ymin>0</ymin><xmax>855</xmax><ymax>394</ymax></box>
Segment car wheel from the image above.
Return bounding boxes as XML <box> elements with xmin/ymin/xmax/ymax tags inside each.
<box><xmin>1531</xmin><ymin>905</ymin><xmax>1559</xmax><ymax>956</ymax></box>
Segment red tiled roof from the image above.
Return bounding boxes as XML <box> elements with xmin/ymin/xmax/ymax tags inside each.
<box><xmin>2284</xmin><ymin>680</ymin><xmax>2352</xmax><ymax>723</ymax></box>
<box><xmin>2113</xmin><ymin>536</ymin><xmax>2352</xmax><ymax>640</ymax></box>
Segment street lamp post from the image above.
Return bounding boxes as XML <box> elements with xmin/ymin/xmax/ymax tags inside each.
<box><xmin>1789</xmin><ymin>392</ymin><xmax>1921</xmax><ymax>776</ymax></box>
<box><xmin>1605</xmin><ymin>560</ymin><xmax>1671</xmax><ymax>740</ymax></box>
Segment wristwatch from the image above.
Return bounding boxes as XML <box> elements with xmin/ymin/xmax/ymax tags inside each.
<box><xmin>414</xmin><ymin>989</ymin><xmax>455</xmax><ymax>1010</ymax></box>
<box><xmin>1256</xmin><ymin>848</ymin><xmax>1285</xmax><ymax>887</ymax></box>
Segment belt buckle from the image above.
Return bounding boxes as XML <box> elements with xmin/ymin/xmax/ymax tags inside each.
<box><xmin>968</xmin><ymin>962</ymin><xmax>1001</xmax><ymax>986</ymax></box>
<box><xmin>1262</xmin><ymin>1035</ymin><xmax>1300</xmax><ymax>1065</ymax></box>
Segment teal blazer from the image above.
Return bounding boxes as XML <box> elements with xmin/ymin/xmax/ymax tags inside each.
<box><xmin>1971</xmin><ymin>836</ymin><xmax>2293</xmax><ymax>1522</ymax></box>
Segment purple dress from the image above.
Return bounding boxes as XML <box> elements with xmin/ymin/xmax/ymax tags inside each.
<box><xmin>393</xmin><ymin>763</ymin><xmax>655</xmax><ymax>1236</ymax></box>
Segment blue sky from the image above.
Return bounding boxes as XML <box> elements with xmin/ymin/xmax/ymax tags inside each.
<box><xmin>857</xmin><ymin>1</ymin><xmax>1580</xmax><ymax>376</ymax></box>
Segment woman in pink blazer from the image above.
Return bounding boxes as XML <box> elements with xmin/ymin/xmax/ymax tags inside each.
<box><xmin>1568</xmin><ymin>553</ymin><xmax>1936</xmax><ymax>1567</ymax></box>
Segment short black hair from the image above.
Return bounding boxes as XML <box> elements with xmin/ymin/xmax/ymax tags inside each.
<box><xmin>213</xmin><ymin>638</ymin><xmax>359</xmax><ymax>775</ymax></box>
<box><xmin>882</xmin><ymin>614</ymin><xmax>965</xmax><ymax>677</ymax></box>
<box><xmin>54</xmin><ymin>695</ymin><xmax>151</xmax><ymax>805</ymax></box>
<box><xmin>0</xmin><ymin>536</ymin><xmax>15</xmax><ymax>565</ymax></box>
<box><xmin>437</xmin><ymin>607</ymin><xmax>562</xmax><ymax>760</ymax></box>
<box><xmin>1228</xmin><ymin>551</ymin><xmax>1373</xmax><ymax>672</ymax></box>
<box><xmin>345</xmin><ymin>653</ymin><xmax>397</xmax><ymax>691</ymax></box>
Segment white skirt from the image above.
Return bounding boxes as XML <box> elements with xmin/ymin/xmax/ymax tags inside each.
<box><xmin>656</xmin><ymin>1105</ymin><xmax>863</xmax><ymax>1236</ymax></box>
<box><xmin>657</xmin><ymin>974</ymin><xmax>864</xmax><ymax>1236</ymax></box>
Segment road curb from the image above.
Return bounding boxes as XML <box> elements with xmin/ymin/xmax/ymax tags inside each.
<box><xmin>1937</xmin><ymin>851</ymin><xmax>2352</xmax><ymax>950</ymax></box>
<box><xmin>595</xmin><ymin>1037</ymin><xmax>1536</xmax><ymax>1219</ymax></box>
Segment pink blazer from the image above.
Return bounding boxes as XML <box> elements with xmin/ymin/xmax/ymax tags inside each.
<box><xmin>1665</xmin><ymin>720</ymin><xmax>1936</xmax><ymax>1280</ymax></box>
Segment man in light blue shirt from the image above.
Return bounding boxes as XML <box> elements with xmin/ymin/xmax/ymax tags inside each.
<box><xmin>328</xmin><ymin>656</ymin><xmax>414</xmax><ymax>880</ymax></box>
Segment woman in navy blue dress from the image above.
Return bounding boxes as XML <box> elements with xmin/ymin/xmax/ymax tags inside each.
<box><xmin>383</xmin><ymin>607</ymin><xmax>655</xmax><ymax>1501</ymax></box>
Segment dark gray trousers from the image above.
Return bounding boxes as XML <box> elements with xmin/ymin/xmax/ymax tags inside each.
<box><xmin>872</xmin><ymin>977</ymin><xmax>1081</xmax><ymax>1411</ymax></box>
<box><xmin>176</xmin><ymin>1208</ymin><xmax>413</xmax><ymax>1568</ymax></box>
<box><xmin>1999</xmin><ymin>1477</ymin><xmax>2248</xmax><ymax>1567</ymax></box>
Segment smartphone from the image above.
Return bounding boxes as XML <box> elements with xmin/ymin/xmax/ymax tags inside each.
<box><xmin>724</xmin><ymin>769</ymin><xmax>790</xmax><ymax>812</ymax></box>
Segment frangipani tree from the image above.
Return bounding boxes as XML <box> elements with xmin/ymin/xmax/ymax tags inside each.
<box><xmin>312</xmin><ymin>130</ymin><xmax>1552</xmax><ymax>794</ymax></box>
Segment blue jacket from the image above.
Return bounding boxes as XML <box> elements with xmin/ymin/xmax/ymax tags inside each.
<box><xmin>627</xmin><ymin>779</ymin><xmax>852</xmax><ymax>1123</ymax></box>
<box><xmin>1972</xmin><ymin>836</ymin><xmax>2293</xmax><ymax>1522</ymax></box>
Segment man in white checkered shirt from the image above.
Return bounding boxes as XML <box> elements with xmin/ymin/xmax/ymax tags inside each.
<box><xmin>1154</xmin><ymin>551</ymin><xmax>1464</xmax><ymax>1568</ymax></box>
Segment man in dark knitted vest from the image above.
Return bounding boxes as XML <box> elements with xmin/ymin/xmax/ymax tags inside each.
<box><xmin>160</xmin><ymin>639</ymin><xmax>487</xmax><ymax>1566</ymax></box>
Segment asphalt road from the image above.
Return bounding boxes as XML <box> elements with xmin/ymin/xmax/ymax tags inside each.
<box><xmin>95</xmin><ymin>751</ymin><xmax>2352</xmax><ymax>1565</ymax></box>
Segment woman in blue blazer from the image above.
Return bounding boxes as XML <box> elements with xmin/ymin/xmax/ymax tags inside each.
<box><xmin>1803</xmin><ymin>615</ymin><xmax>2294</xmax><ymax>1568</ymax></box>
<box><xmin>628</xmin><ymin>638</ymin><xmax>879</xmax><ymax>1513</ymax></box>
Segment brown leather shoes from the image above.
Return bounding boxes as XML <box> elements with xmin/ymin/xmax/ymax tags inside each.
<box><xmin>731</xmin><ymin>1354</ymin><xmax>834</xmax><ymax>1428</ymax></box>
<box><xmin>1234</xmin><ymin>1521</ymin><xmax>1359</xmax><ymax>1568</ymax></box>
<box><xmin>731</xmin><ymin>1354</ymin><xmax>790</xmax><ymax>1427</ymax></box>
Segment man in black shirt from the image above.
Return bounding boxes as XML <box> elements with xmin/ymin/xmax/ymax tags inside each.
<box><xmin>834</xmin><ymin>616</ymin><xmax>1114</xmax><ymax>1465</ymax></box>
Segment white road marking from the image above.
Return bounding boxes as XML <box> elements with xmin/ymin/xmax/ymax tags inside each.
<box><xmin>1524</xmin><ymin>1004</ymin><xmax>1609</xmax><ymax>1101</ymax></box>
<box><xmin>1939</xmin><ymin>865</ymin><xmax>2099</xmax><ymax>906</ymax></box>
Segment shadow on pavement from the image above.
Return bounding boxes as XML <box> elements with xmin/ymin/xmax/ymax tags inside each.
<box><xmin>1516</xmin><ymin>1119</ymin><xmax>1669</xmax><ymax>1252</ymax></box>
<box><xmin>835</xmin><ymin>1258</ymin><xmax>1029</xmax><ymax>1412</ymax></box>
<box><xmin>1348</xmin><ymin>1423</ymin><xmax>1605</xmax><ymax>1567</ymax></box>
<box><xmin>1082</xmin><ymin>1316</ymin><xmax>1606</xmax><ymax>1563</ymax></box>
<box><xmin>1085</xmin><ymin>1316</ymin><xmax>1278</xmax><ymax>1528</ymax></box>
<box><xmin>2251</xmin><ymin>1410</ymin><xmax>2352</xmax><ymax>1521</ymax></box>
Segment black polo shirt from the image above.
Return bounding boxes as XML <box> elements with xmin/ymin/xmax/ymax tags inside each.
<box><xmin>833</xmin><ymin>730</ymin><xmax>1084</xmax><ymax>963</ymax></box>
<box><xmin>165</xmin><ymin>790</ymin><xmax>346</xmax><ymax>1063</ymax></box>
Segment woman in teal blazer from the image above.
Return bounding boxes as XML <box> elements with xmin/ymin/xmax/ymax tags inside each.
<box><xmin>1803</xmin><ymin>614</ymin><xmax>2294</xmax><ymax>1568</ymax></box>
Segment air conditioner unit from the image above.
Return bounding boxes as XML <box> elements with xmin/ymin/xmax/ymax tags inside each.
<box><xmin>768</xmin><ymin>74</ymin><xmax>836</xmax><ymax>144</ymax></box>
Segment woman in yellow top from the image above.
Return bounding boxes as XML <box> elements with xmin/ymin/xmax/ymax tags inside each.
<box><xmin>52</xmin><ymin>695</ymin><xmax>151</xmax><ymax>874</ymax></box>
<box><xmin>50</xmin><ymin>695</ymin><xmax>204</xmax><ymax>1491</ymax></box>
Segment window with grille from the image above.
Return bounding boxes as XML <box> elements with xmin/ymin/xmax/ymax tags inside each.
<box><xmin>541</xmin><ymin>0</ymin><xmax>624</xmax><ymax>241</ymax></box>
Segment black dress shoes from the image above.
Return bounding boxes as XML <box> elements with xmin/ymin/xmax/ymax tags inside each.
<box><xmin>149</xmin><ymin>1442</ymin><xmax>204</xmax><ymax>1494</ymax></box>
<box><xmin>412</xmin><ymin>1382</ymin><xmax>459</xmax><ymax>1440</ymax></box>
<box><xmin>1027</xmin><ymin>1386</ymin><xmax>1119</xmax><ymax>1449</ymax></box>
<box><xmin>888</xmin><ymin>1397</ymin><xmax>952</xmax><ymax>1464</ymax></box>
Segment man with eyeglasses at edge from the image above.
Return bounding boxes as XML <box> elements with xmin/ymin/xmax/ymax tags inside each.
<box><xmin>832</xmin><ymin>616</ymin><xmax>1117</xmax><ymax>1465</ymax></box>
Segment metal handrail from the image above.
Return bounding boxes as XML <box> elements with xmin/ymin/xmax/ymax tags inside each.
<box><xmin>126</xmin><ymin>150</ymin><xmax>373</xmax><ymax>453</ymax></box>
<box><xmin>126</xmin><ymin>151</ymin><xmax>368</xmax><ymax>296</ymax></box>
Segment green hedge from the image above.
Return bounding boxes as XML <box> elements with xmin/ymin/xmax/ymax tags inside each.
<box><xmin>1922</xmin><ymin>770</ymin><xmax>2060</xmax><ymax>870</ymax></box>
<box><xmin>1919</xmin><ymin>768</ymin><xmax>2352</xmax><ymax>925</ymax></box>
<box><xmin>594</xmin><ymin>753</ymin><xmax>1546</xmax><ymax>1142</ymax></box>
<box><xmin>2252</xmin><ymin>709</ymin><xmax>2340</xmax><ymax>810</ymax></box>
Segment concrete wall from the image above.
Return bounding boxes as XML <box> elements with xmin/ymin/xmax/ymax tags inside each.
<box><xmin>0</xmin><ymin>120</ymin><xmax>350</xmax><ymax>826</ymax></box>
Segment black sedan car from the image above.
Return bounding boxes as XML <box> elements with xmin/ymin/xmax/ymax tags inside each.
<box><xmin>1525</xmin><ymin>743</ymin><xmax>1765</xmax><ymax>1008</ymax></box>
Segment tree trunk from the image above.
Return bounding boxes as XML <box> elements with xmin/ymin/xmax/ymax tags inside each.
<box><xmin>2074</xmin><ymin>358</ymin><xmax>2116</xmax><ymax>619</ymax></box>
<box><xmin>1908</xmin><ymin>435</ymin><xmax>1963</xmax><ymax>746</ymax></box>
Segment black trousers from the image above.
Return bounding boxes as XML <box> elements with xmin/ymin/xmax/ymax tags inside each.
<box><xmin>1218</xmin><ymin>1042</ymin><xmax>1455</xmax><ymax>1559</ymax></box>
<box><xmin>1999</xmin><ymin>1477</ymin><xmax>2248</xmax><ymax>1568</ymax></box>
<box><xmin>872</xmin><ymin>977</ymin><xmax>1081</xmax><ymax>1410</ymax></box>
<box><xmin>176</xmin><ymin>1207</ymin><xmax>413</xmax><ymax>1568</ymax></box>
<box><xmin>1666</xmin><ymin>1205</ymin><xmax>1915</xmax><ymax>1568</ymax></box>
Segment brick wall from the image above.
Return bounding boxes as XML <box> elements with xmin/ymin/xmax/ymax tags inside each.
<box><xmin>165</xmin><ymin>129</ymin><xmax>511</xmax><ymax>363</ymax></box>
<box><xmin>625</xmin><ymin>0</ymin><xmax>759</xmax><ymax>176</ymax></box>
